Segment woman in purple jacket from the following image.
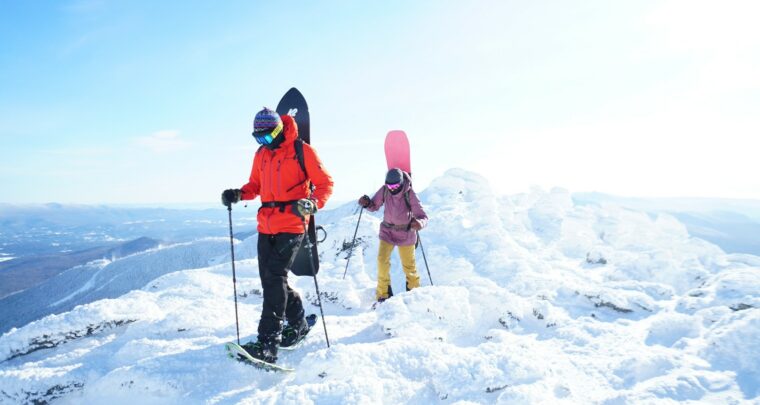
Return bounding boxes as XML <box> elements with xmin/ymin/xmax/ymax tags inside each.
<box><xmin>358</xmin><ymin>168</ymin><xmax>428</xmax><ymax>302</ymax></box>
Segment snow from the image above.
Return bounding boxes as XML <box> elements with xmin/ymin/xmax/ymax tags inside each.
<box><xmin>0</xmin><ymin>168</ymin><xmax>758</xmax><ymax>404</ymax></box>
<box><xmin>0</xmin><ymin>251</ymin><xmax>14</xmax><ymax>264</ymax></box>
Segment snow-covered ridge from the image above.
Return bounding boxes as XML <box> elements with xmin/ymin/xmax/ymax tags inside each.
<box><xmin>0</xmin><ymin>169</ymin><xmax>758</xmax><ymax>404</ymax></box>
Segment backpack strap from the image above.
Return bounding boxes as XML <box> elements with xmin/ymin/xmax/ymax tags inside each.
<box><xmin>286</xmin><ymin>139</ymin><xmax>314</xmax><ymax>197</ymax></box>
<box><xmin>258</xmin><ymin>141</ymin><xmax>305</xmax><ymax>174</ymax></box>
<box><xmin>260</xmin><ymin>200</ymin><xmax>300</xmax><ymax>213</ymax></box>
<box><xmin>382</xmin><ymin>185</ymin><xmax>412</xmax><ymax>212</ymax></box>
<box><xmin>293</xmin><ymin>139</ymin><xmax>308</xmax><ymax>177</ymax></box>
<box><xmin>382</xmin><ymin>185</ymin><xmax>414</xmax><ymax>231</ymax></box>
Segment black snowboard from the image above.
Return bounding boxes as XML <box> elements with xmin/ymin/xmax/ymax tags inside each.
<box><xmin>276</xmin><ymin>88</ymin><xmax>319</xmax><ymax>276</ymax></box>
<box><xmin>276</xmin><ymin>88</ymin><xmax>310</xmax><ymax>144</ymax></box>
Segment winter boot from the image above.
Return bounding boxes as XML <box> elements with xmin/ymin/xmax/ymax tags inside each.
<box><xmin>241</xmin><ymin>337</ymin><xmax>279</xmax><ymax>364</ymax></box>
<box><xmin>371</xmin><ymin>296</ymin><xmax>388</xmax><ymax>310</ymax></box>
<box><xmin>281</xmin><ymin>316</ymin><xmax>312</xmax><ymax>348</ymax></box>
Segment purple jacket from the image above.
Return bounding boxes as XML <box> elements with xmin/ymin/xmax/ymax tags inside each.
<box><xmin>365</xmin><ymin>173</ymin><xmax>428</xmax><ymax>246</ymax></box>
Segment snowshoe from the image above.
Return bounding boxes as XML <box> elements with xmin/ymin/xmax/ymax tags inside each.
<box><xmin>224</xmin><ymin>341</ymin><xmax>293</xmax><ymax>372</ymax></box>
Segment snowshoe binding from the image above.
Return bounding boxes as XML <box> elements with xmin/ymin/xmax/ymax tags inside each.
<box><xmin>280</xmin><ymin>314</ymin><xmax>317</xmax><ymax>350</ymax></box>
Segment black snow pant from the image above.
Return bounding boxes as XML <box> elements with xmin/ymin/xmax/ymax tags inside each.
<box><xmin>256</xmin><ymin>233</ymin><xmax>306</xmax><ymax>343</ymax></box>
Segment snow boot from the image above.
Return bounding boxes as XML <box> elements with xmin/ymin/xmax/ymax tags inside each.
<box><xmin>371</xmin><ymin>296</ymin><xmax>388</xmax><ymax>310</ymax></box>
<box><xmin>241</xmin><ymin>338</ymin><xmax>279</xmax><ymax>364</ymax></box>
<box><xmin>281</xmin><ymin>315</ymin><xmax>313</xmax><ymax>348</ymax></box>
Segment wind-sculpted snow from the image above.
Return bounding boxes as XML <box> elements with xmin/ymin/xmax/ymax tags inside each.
<box><xmin>1</xmin><ymin>169</ymin><xmax>758</xmax><ymax>404</ymax></box>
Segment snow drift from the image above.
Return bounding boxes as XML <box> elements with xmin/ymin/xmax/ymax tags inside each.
<box><xmin>1</xmin><ymin>169</ymin><xmax>758</xmax><ymax>404</ymax></box>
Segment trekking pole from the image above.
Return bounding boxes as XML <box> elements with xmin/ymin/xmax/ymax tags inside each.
<box><xmin>342</xmin><ymin>206</ymin><xmax>364</xmax><ymax>279</ymax></box>
<box><xmin>226</xmin><ymin>205</ymin><xmax>241</xmax><ymax>345</ymax></box>
<box><xmin>416</xmin><ymin>231</ymin><xmax>433</xmax><ymax>286</ymax></box>
<box><xmin>303</xmin><ymin>219</ymin><xmax>331</xmax><ymax>348</ymax></box>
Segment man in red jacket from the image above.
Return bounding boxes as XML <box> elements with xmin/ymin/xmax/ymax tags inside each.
<box><xmin>222</xmin><ymin>107</ymin><xmax>333</xmax><ymax>364</ymax></box>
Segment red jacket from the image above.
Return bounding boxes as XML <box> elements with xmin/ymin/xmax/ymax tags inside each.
<box><xmin>240</xmin><ymin>114</ymin><xmax>333</xmax><ymax>234</ymax></box>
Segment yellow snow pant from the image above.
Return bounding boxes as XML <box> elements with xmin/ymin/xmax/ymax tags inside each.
<box><xmin>376</xmin><ymin>240</ymin><xmax>420</xmax><ymax>300</ymax></box>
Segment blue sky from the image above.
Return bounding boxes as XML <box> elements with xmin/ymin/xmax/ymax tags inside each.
<box><xmin>1</xmin><ymin>0</ymin><xmax>759</xmax><ymax>205</ymax></box>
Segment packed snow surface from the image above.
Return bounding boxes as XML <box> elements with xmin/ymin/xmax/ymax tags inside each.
<box><xmin>1</xmin><ymin>169</ymin><xmax>758</xmax><ymax>404</ymax></box>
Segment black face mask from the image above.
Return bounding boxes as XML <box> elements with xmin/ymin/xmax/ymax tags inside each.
<box><xmin>263</xmin><ymin>133</ymin><xmax>286</xmax><ymax>150</ymax></box>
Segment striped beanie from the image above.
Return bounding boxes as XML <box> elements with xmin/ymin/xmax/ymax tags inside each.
<box><xmin>253</xmin><ymin>107</ymin><xmax>282</xmax><ymax>134</ymax></box>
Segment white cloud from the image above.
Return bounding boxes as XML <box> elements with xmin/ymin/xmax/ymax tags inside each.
<box><xmin>134</xmin><ymin>130</ymin><xmax>192</xmax><ymax>153</ymax></box>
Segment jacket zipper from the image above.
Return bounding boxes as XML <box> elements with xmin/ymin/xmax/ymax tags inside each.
<box><xmin>277</xmin><ymin>158</ymin><xmax>283</xmax><ymax>197</ymax></box>
<box><xmin>265</xmin><ymin>153</ymin><xmax>273</xmax><ymax>234</ymax></box>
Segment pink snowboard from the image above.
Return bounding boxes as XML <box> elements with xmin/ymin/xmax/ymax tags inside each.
<box><xmin>384</xmin><ymin>130</ymin><xmax>411</xmax><ymax>175</ymax></box>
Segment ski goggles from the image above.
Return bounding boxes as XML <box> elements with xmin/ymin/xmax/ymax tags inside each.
<box><xmin>386</xmin><ymin>183</ymin><xmax>402</xmax><ymax>191</ymax></box>
<box><xmin>252</xmin><ymin>122</ymin><xmax>283</xmax><ymax>145</ymax></box>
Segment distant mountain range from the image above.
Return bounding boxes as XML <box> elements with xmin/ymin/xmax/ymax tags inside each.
<box><xmin>0</xmin><ymin>237</ymin><xmax>162</xmax><ymax>300</ymax></box>
<box><xmin>0</xmin><ymin>203</ymin><xmax>258</xmax><ymax>260</ymax></box>
<box><xmin>0</xmin><ymin>237</ymin><xmax>232</xmax><ymax>334</ymax></box>
<box><xmin>573</xmin><ymin>192</ymin><xmax>760</xmax><ymax>256</ymax></box>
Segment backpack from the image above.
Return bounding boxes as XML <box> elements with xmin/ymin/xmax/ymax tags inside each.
<box><xmin>382</xmin><ymin>177</ymin><xmax>414</xmax><ymax>229</ymax></box>
<box><xmin>382</xmin><ymin>184</ymin><xmax>420</xmax><ymax>248</ymax></box>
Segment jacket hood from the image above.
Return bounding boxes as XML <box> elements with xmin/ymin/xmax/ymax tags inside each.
<box><xmin>401</xmin><ymin>171</ymin><xmax>412</xmax><ymax>193</ymax></box>
<box><xmin>388</xmin><ymin>171</ymin><xmax>412</xmax><ymax>195</ymax></box>
<box><xmin>279</xmin><ymin>114</ymin><xmax>299</xmax><ymax>147</ymax></box>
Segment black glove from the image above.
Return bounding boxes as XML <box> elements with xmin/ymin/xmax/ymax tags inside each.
<box><xmin>293</xmin><ymin>198</ymin><xmax>317</xmax><ymax>218</ymax></box>
<box><xmin>221</xmin><ymin>189</ymin><xmax>242</xmax><ymax>206</ymax></box>
<box><xmin>358</xmin><ymin>195</ymin><xmax>371</xmax><ymax>208</ymax></box>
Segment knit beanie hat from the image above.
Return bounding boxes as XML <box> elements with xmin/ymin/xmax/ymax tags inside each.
<box><xmin>253</xmin><ymin>107</ymin><xmax>282</xmax><ymax>134</ymax></box>
<box><xmin>385</xmin><ymin>168</ymin><xmax>404</xmax><ymax>185</ymax></box>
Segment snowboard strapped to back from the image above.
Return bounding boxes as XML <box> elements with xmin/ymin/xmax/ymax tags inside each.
<box><xmin>383</xmin><ymin>130</ymin><xmax>413</xmax><ymax>219</ymax></box>
<box><xmin>384</xmin><ymin>130</ymin><xmax>411</xmax><ymax>175</ymax></box>
<box><xmin>275</xmin><ymin>88</ymin><xmax>321</xmax><ymax>277</ymax></box>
